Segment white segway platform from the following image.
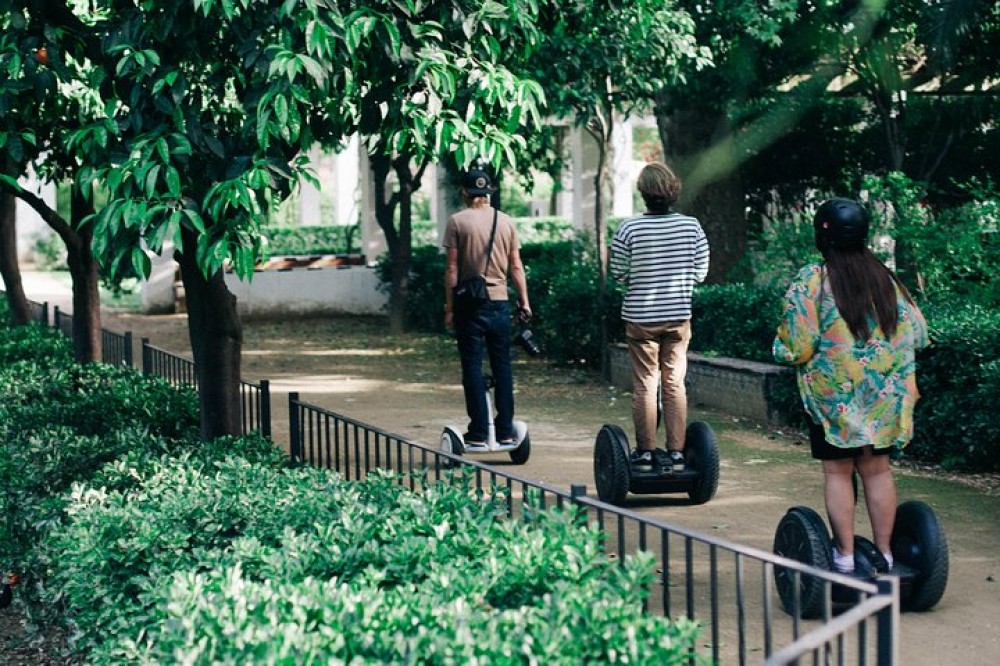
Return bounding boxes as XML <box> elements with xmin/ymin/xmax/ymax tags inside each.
<box><xmin>440</xmin><ymin>375</ymin><xmax>531</xmax><ymax>465</ymax></box>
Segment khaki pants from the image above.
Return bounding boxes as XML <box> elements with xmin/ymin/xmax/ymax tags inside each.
<box><xmin>626</xmin><ymin>320</ymin><xmax>691</xmax><ymax>451</ymax></box>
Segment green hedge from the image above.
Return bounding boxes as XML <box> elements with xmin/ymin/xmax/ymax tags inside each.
<box><xmin>263</xmin><ymin>216</ymin><xmax>573</xmax><ymax>257</ymax></box>
<box><xmin>0</xmin><ymin>316</ymin><xmax>699</xmax><ymax>663</ymax></box>
<box><xmin>261</xmin><ymin>224</ymin><xmax>362</xmax><ymax>256</ymax></box>
<box><xmin>381</xmin><ymin>240</ymin><xmax>998</xmax><ymax>471</ymax></box>
<box><xmin>909</xmin><ymin>303</ymin><xmax>1000</xmax><ymax>471</ymax></box>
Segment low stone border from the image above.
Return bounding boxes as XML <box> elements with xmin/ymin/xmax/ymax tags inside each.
<box><xmin>607</xmin><ymin>343</ymin><xmax>795</xmax><ymax>427</ymax></box>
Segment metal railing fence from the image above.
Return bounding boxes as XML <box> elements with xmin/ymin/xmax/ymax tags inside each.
<box><xmin>102</xmin><ymin>328</ymin><xmax>133</xmax><ymax>367</ymax></box>
<box><xmin>2</xmin><ymin>291</ymin><xmax>901</xmax><ymax>663</ymax></box>
<box><xmin>288</xmin><ymin>391</ymin><xmax>899</xmax><ymax>666</ymax></box>
<box><xmin>141</xmin><ymin>337</ymin><xmax>197</xmax><ymax>387</ymax></box>
<box><xmin>26</xmin><ymin>298</ymin><xmax>49</xmax><ymax>325</ymax></box>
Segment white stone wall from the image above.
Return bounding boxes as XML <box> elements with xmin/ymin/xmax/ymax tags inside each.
<box><xmin>223</xmin><ymin>266</ymin><xmax>387</xmax><ymax>319</ymax></box>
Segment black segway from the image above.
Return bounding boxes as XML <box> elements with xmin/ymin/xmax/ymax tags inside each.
<box><xmin>773</xmin><ymin>500</ymin><xmax>949</xmax><ymax>618</ymax></box>
<box><xmin>593</xmin><ymin>421</ymin><xmax>720</xmax><ymax>506</ymax></box>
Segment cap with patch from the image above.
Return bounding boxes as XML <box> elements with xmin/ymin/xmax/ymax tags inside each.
<box><xmin>462</xmin><ymin>169</ymin><xmax>493</xmax><ymax>196</ymax></box>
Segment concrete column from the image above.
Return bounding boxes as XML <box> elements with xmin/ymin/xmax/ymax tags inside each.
<box><xmin>570</xmin><ymin>125</ymin><xmax>600</xmax><ymax>234</ymax></box>
<box><xmin>433</xmin><ymin>163</ymin><xmax>463</xmax><ymax>249</ymax></box>
<box><xmin>334</xmin><ymin>135</ymin><xmax>360</xmax><ymax>229</ymax></box>
<box><xmin>298</xmin><ymin>145</ymin><xmax>323</xmax><ymax>226</ymax></box>
<box><xmin>612</xmin><ymin>117</ymin><xmax>636</xmax><ymax>218</ymax></box>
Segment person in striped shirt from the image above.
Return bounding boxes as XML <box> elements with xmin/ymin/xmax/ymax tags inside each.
<box><xmin>610</xmin><ymin>162</ymin><xmax>710</xmax><ymax>473</ymax></box>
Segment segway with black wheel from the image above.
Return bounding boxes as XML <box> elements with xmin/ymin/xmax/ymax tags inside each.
<box><xmin>773</xmin><ymin>499</ymin><xmax>949</xmax><ymax>617</ymax></box>
<box><xmin>593</xmin><ymin>420</ymin><xmax>720</xmax><ymax>506</ymax></box>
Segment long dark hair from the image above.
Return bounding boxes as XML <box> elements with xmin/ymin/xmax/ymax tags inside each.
<box><xmin>824</xmin><ymin>247</ymin><xmax>916</xmax><ymax>341</ymax></box>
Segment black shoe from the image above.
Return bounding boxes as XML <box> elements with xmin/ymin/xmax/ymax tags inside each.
<box><xmin>629</xmin><ymin>449</ymin><xmax>653</xmax><ymax>471</ymax></box>
<box><xmin>668</xmin><ymin>450</ymin><xmax>686</xmax><ymax>473</ymax></box>
<box><xmin>463</xmin><ymin>433</ymin><xmax>487</xmax><ymax>449</ymax></box>
<box><xmin>652</xmin><ymin>448</ymin><xmax>672</xmax><ymax>472</ymax></box>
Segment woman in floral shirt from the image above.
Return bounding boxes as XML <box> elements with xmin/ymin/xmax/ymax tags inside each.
<box><xmin>773</xmin><ymin>198</ymin><xmax>929</xmax><ymax>574</ymax></box>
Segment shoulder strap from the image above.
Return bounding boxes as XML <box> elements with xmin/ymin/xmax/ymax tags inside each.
<box><xmin>482</xmin><ymin>207</ymin><xmax>498</xmax><ymax>273</ymax></box>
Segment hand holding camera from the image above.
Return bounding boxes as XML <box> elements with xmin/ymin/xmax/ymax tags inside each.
<box><xmin>514</xmin><ymin>327</ymin><xmax>542</xmax><ymax>357</ymax></box>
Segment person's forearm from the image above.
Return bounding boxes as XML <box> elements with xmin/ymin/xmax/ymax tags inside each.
<box><xmin>444</xmin><ymin>264</ymin><xmax>457</xmax><ymax>312</ymax></box>
<box><xmin>511</xmin><ymin>266</ymin><xmax>529</xmax><ymax>309</ymax></box>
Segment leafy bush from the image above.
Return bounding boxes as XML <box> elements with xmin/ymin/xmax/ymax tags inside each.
<box><xmin>909</xmin><ymin>303</ymin><xmax>1000</xmax><ymax>470</ymax></box>
<box><xmin>410</xmin><ymin>216</ymin><xmax>574</xmax><ymax>248</ymax></box>
<box><xmin>107</xmin><ymin>556</ymin><xmax>698</xmax><ymax>665</ymax></box>
<box><xmin>37</xmin><ymin>462</ymin><xmax>698</xmax><ymax>663</ymax></box>
<box><xmin>260</xmin><ymin>224</ymin><xmax>362</xmax><ymax>256</ymax></box>
<box><xmin>375</xmin><ymin>245</ymin><xmax>447</xmax><ymax>332</ymax></box>
<box><xmin>0</xmin><ymin>324</ymin><xmax>73</xmax><ymax>366</ymax></box>
<box><xmin>690</xmin><ymin>283</ymin><xmax>785</xmax><ymax>363</ymax></box>
<box><xmin>0</xmin><ymin>362</ymin><xmax>198</xmax><ymax>439</ymax></box>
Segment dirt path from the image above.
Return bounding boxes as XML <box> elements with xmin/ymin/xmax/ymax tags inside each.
<box><xmin>4</xmin><ymin>307</ymin><xmax>999</xmax><ymax>664</ymax></box>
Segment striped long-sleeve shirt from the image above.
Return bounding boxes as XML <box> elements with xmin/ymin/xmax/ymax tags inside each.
<box><xmin>610</xmin><ymin>213</ymin><xmax>710</xmax><ymax>323</ymax></box>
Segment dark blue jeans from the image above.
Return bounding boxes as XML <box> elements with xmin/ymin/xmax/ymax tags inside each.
<box><xmin>455</xmin><ymin>300</ymin><xmax>513</xmax><ymax>442</ymax></box>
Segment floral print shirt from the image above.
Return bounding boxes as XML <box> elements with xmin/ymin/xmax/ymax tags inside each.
<box><xmin>772</xmin><ymin>263</ymin><xmax>930</xmax><ymax>451</ymax></box>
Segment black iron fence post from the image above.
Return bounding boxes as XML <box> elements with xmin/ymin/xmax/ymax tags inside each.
<box><xmin>288</xmin><ymin>391</ymin><xmax>301</xmax><ymax>462</ymax></box>
<box><xmin>124</xmin><ymin>331</ymin><xmax>134</xmax><ymax>368</ymax></box>
<box><xmin>876</xmin><ymin>576</ymin><xmax>900</xmax><ymax>665</ymax></box>
<box><xmin>141</xmin><ymin>337</ymin><xmax>151</xmax><ymax>376</ymax></box>
<box><xmin>259</xmin><ymin>379</ymin><xmax>271</xmax><ymax>438</ymax></box>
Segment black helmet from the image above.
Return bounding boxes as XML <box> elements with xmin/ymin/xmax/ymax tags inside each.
<box><xmin>814</xmin><ymin>198</ymin><xmax>869</xmax><ymax>253</ymax></box>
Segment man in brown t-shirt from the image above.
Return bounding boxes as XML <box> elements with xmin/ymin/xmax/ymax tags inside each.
<box><xmin>442</xmin><ymin>169</ymin><xmax>531</xmax><ymax>446</ymax></box>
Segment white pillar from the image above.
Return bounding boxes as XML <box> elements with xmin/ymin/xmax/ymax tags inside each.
<box><xmin>570</xmin><ymin>125</ymin><xmax>600</xmax><ymax>234</ymax></box>
<box><xmin>298</xmin><ymin>145</ymin><xmax>323</xmax><ymax>226</ymax></box>
<box><xmin>334</xmin><ymin>135</ymin><xmax>360</xmax><ymax>228</ymax></box>
<box><xmin>433</xmin><ymin>164</ymin><xmax>463</xmax><ymax>249</ymax></box>
<box><xmin>612</xmin><ymin>117</ymin><xmax>635</xmax><ymax>218</ymax></box>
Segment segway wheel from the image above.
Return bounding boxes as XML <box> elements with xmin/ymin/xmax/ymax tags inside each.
<box><xmin>773</xmin><ymin>506</ymin><xmax>833</xmax><ymax>619</ymax></box>
<box><xmin>685</xmin><ymin>421</ymin><xmax>720</xmax><ymax>504</ymax></box>
<box><xmin>594</xmin><ymin>424</ymin><xmax>631</xmax><ymax>506</ymax></box>
<box><xmin>509</xmin><ymin>433</ymin><xmax>531</xmax><ymax>465</ymax></box>
<box><xmin>439</xmin><ymin>429</ymin><xmax>464</xmax><ymax>469</ymax></box>
<box><xmin>892</xmin><ymin>500</ymin><xmax>949</xmax><ymax>612</ymax></box>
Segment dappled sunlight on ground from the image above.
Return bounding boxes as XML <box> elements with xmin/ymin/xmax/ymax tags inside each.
<box><xmin>244</xmin><ymin>348</ymin><xmax>420</xmax><ymax>357</ymax></box>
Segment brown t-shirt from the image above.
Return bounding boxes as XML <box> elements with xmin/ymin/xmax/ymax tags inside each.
<box><xmin>442</xmin><ymin>207</ymin><xmax>519</xmax><ymax>301</ymax></box>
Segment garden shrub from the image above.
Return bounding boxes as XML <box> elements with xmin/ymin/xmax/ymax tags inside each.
<box><xmin>37</xmin><ymin>461</ymin><xmax>698</xmax><ymax>663</ymax></box>
<box><xmin>261</xmin><ymin>224</ymin><xmax>362</xmax><ymax>256</ymax></box>
<box><xmin>104</xmin><ymin>556</ymin><xmax>698</xmax><ymax>665</ymax></box>
<box><xmin>0</xmin><ymin>323</ymin><xmax>72</xmax><ymax>366</ymax></box>
<box><xmin>690</xmin><ymin>283</ymin><xmax>785</xmax><ymax>363</ymax></box>
<box><xmin>909</xmin><ymin>302</ymin><xmax>1000</xmax><ymax>471</ymax></box>
<box><xmin>0</xmin><ymin>362</ymin><xmax>198</xmax><ymax>439</ymax></box>
<box><xmin>375</xmin><ymin>244</ymin><xmax>447</xmax><ymax>333</ymax></box>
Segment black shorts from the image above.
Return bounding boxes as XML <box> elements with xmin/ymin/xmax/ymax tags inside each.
<box><xmin>808</xmin><ymin>420</ymin><xmax>894</xmax><ymax>461</ymax></box>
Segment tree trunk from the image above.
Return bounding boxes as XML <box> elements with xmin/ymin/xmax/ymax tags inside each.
<box><xmin>0</xmin><ymin>188</ymin><xmax>31</xmax><ymax>325</ymax></box>
<box><xmin>656</xmin><ymin>105</ymin><xmax>747</xmax><ymax>283</ymax></box>
<box><xmin>65</xmin><ymin>189</ymin><xmax>101</xmax><ymax>363</ymax></box>
<box><xmin>369</xmin><ymin>152</ymin><xmax>407</xmax><ymax>333</ymax></box>
<box><xmin>178</xmin><ymin>226</ymin><xmax>243</xmax><ymax>440</ymax></box>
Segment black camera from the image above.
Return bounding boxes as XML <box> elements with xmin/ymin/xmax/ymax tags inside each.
<box><xmin>514</xmin><ymin>328</ymin><xmax>542</xmax><ymax>357</ymax></box>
